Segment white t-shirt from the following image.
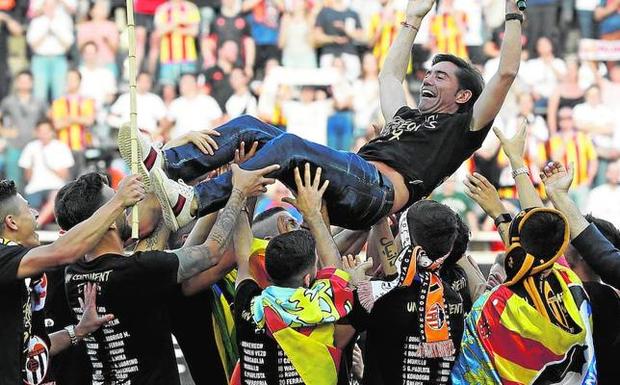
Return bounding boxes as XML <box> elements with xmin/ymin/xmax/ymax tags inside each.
<box><xmin>110</xmin><ymin>92</ymin><xmax>167</xmax><ymax>134</ymax></box>
<box><xmin>225</xmin><ymin>92</ymin><xmax>258</xmax><ymax>119</ymax></box>
<box><xmin>521</xmin><ymin>58</ymin><xmax>567</xmax><ymax>99</ymax></box>
<box><xmin>282</xmin><ymin>100</ymin><xmax>332</xmax><ymax>145</ymax></box>
<box><xmin>586</xmin><ymin>184</ymin><xmax>620</xmax><ymax>228</ymax></box>
<box><xmin>18</xmin><ymin>139</ymin><xmax>74</xmax><ymax>195</ymax></box>
<box><xmin>573</xmin><ymin>102</ymin><xmax>615</xmax><ymax>149</ymax></box>
<box><xmin>455</xmin><ymin>0</ymin><xmax>484</xmax><ymax>46</ymax></box>
<box><xmin>79</xmin><ymin>66</ymin><xmax>117</xmax><ymax>109</ymax></box>
<box><xmin>167</xmin><ymin>95</ymin><xmax>223</xmax><ymax>139</ymax></box>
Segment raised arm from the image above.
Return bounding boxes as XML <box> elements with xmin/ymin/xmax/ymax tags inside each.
<box><xmin>541</xmin><ymin>161</ymin><xmax>620</xmax><ymax>288</ymax></box>
<box><xmin>367</xmin><ymin>217</ymin><xmax>399</xmax><ymax>277</ymax></box>
<box><xmin>471</xmin><ymin>0</ymin><xmax>522</xmax><ymax>131</ymax></box>
<box><xmin>283</xmin><ymin>163</ymin><xmax>341</xmax><ymax>268</ymax></box>
<box><xmin>172</xmin><ymin>164</ymin><xmax>278</xmax><ymax>282</ymax></box>
<box><xmin>464</xmin><ymin>173</ymin><xmax>512</xmax><ymax>245</ymax></box>
<box><xmin>379</xmin><ymin>0</ymin><xmax>435</xmax><ymax>121</ymax></box>
<box><xmin>494</xmin><ymin>124</ymin><xmax>544</xmax><ymax>209</ymax></box>
<box><xmin>18</xmin><ymin>176</ymin><xmax>145</xmax><ymax>278</ymax></box>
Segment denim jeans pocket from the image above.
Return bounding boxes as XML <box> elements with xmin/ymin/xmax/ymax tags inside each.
<box><xmin>339</xmin><ymin>185</ymin><xmax>379</xmax><ymax>225</ymax></box>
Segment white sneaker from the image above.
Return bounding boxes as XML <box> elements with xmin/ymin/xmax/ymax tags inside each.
<box><xmin>118</xmin><ymin>122</ymin><xmax>163</xmax><ymax>189</ymax></box>
<box><xmin>151</xmin><ymin>168</ymin><xmax>195</xmax><ymax>232</ymax></box>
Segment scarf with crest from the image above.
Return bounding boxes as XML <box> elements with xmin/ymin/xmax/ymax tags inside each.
<box><xmin>356</xmin><ymin>211</ymin><xmax>455</xmax><ymax>358</ymax></box>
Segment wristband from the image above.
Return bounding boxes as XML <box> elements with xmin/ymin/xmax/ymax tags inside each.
<box><xmin>494</xmin><ymin>213</ymin><xmax>513</xmax><ymax>227</ymax></box>
<box><xmin>511</xmin><ymin>166</ymin><xmax>530</xmax><ymax>178</ymax></box>
<box><xmin>65</xmin><ymin>325</ymin><xmax>79</xmax><ymax>346</ymax></box>
<box><xmin>400</xmin><ymin>21</ymin><xmax>419</xmax><ymax>32</ymax></box>
<box><xmin>505</xmin><ymin>13</ymin><xmax>524</xmax><ymax>24</ymax></box>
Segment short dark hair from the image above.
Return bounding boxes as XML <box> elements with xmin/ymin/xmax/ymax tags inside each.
<box><xmin>168</xmin><ymin>219</ymin><xmax>198</xmax><ymax>249</ymax></box>
<box><xmin>432</xmin><ymin>54</ymin><xmax>484</xmax><ymax>112</ymax></box>
<box><xmin>407</xmin><ymin>200</ymin><xmax>458</xmax><ymax>260</ymax></box>
<box><xmin>265</xmin><ymin>230</ymin><xmax>316</xmax><ymax>285</ymax></box>
<box><xmin>519</xmin><ymin>211</ymin><xmax>567</xmax><ymax>260</ymax></box>
<box><xmin>253</xmin><ymin>207</ymin><xmax>287</xmax><ymax>225</ymax></box>
<box><xmin>0</xmin><ymin>180</ymin><xmax>18</xmax><ymax>233</ymax></box>
<box><xmin>585</xmin><ymin>214</ymin><xmax>620</xmax><ymax>249</ymax></box>
<box><xmin>36</xmin><ymin>118</ymin><xmax>54</xmax><ymax>129</ymax></box>
<box><xmin>55</xmin><ymin>173</ymin><xmax>107</xmax><ymax>230</ymax></box>
<box><xmin>444</xmin><ymin>214</ymin><xmax>470</xmax><ymax>267</ymax></box>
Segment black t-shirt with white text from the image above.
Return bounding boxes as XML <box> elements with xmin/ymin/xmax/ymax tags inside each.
<box><xmin>0</xmin><ymin>244</ymin><xmax>34</xmax><ymax>384</ymax></box>
<box><xmin>64</xmin><ymin>252</ymin><xmax>180</xmax><ymax>385</ymax></box>
<box><xmin>235</xmin><ymin>279</ymin><xmax>305</xmax><ymax>385</ymax></box>
<box><xmin>358</xmin><ymin>106</ymin><xmax>493</xmax><ymax>204</ymax></box>
<box><xmin>349</xmin><ymin>280</ymin><xmax>465</xmax><ymax>385</ymax></box>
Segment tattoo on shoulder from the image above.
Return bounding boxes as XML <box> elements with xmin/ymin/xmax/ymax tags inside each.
<box><xmin>174</xmin><ymin>245</ymin><xmax>215</xmax><ymax>282</ymax></box>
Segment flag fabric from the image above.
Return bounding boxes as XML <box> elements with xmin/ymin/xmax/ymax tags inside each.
<box><xmin>250</xmin><ymin>268</ymin><xmax>353</xmax><ymax>385</ymax></box>
<box><xmin>451</xmin><ymin>264</ymin><xmax>597</xmax><ymax>385</ymax></box>
<box><xmin>211</xmin><ymin>271</ymin><xmax>238</xmax><ymax>380</ymax></box>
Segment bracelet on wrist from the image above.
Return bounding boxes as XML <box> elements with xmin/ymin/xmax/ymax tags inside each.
<box><xmin>505</xmin><ymin>13</ymin><xmax>524</xmax><ymax>24</ymax></box>
<box><xmin>400</xmin><ymin>21</ymin><xmax>419</xmax><ymax>32</ymax></box>
<box><xmin>511</xmin><ymin>166</ymin><xmax>530</xmax><ymax>179</ymax></box>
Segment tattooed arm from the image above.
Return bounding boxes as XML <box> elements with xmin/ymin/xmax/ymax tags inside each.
<box><xmin>368</xmin><ymin>217</ymin><xmax>399</xmax><ymax>277</ymax></box>
<box><xmin>172</xmin><ymin>164</ymin><xmax>279</xmax><ymax>282</ymax></box>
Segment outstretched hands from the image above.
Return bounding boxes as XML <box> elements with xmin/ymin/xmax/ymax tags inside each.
<box><xmin>75</xmin><ymin>283</ymin><xmax>114</xmax><ymax>339</ymax></box>
<box><xmin>493</xmin><ymin>123</ymin><xmax>527</xmax><ymax>163</ymax></box>
<box><xmin>282</xmin><ymin>163</ymin><xmax>330</xmax><ymax>221</ymax></box>
<box><xmin>464</xmin><ymin>173</ymin><xmax>505</xmax><ymax>218</ymax></box>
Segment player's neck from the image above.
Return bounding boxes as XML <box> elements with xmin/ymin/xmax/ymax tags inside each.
<box><xmin>84</xmin><ymin>231</ymin><xmax>125</xmax><ymax>262</ymax></box>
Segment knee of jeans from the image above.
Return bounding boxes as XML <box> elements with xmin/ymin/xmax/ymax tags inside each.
<box><xmin>228</xmin><ymin>114</ymin><xmax>263</xmax><ymax>128</ymax></box>
<box><xmin>272</xmin><ymin>133</ymin><xmax>307</xmax><ymax>165</ymax></box>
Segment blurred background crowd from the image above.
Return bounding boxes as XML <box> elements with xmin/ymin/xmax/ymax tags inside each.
<box><xmin>1</xmin><ymin>0</ymin><xmax>619</xmax><ymax>237</ymax></box>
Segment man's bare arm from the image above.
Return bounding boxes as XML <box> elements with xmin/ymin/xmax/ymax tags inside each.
<box><xmin>367</xmin><ymin>217</ymin><xmax>399</xmax><ymax>276</ymax></box>
<box><xmin>471</xmin><ymin>0</ymin><xmax>522</xmax><ymax>131</ymax></box>
<box><xmin>172</xmin><ymin>164</ymin><xmax>278</xmax><ymax>282</ymax></box>
<box><xmin>18</xmin><ymin>176</ymin><xmax>145</xmax><ymax>278</ymax></box>
<box><xmin>173</xmin><ymin>188</ymin><xmax>246</xmax><ymax>282</ymax></box>
<box><xmin>379</xmin><ymin>0</ymin><xmax>435</xmax><ymax>121</ymax></box>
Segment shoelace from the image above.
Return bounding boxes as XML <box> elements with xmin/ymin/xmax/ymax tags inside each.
<box><xmin>176</xmin><ymin>179</ymin><xmax>194</xmax><ymax>198</ymax></box>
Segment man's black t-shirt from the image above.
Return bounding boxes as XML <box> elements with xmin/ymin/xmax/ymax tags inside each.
<box><xmin>0</xmin><ymin>244</ymin><xmax>34</xmax><ymax>384</ymax></box>
<box><xmin>358</xmin><ymin>106</ymin><xmax>493</xmax><ymax>203</ymax></box>
<box><xmin>64</xmin><ymin>252</ymin><xmax>180</xmax><ymax>385</ymax></box>
<box><xmin>210</xmin><ymin>14</ymin><xmax>251</xmax><ymax>49</ymax></box>
<box><xmin>203</xmin><ymin>65</ymin><xmax>234</xmax><ymax>110</ymax></box>
<box><xmin>349</xmin><ymin>280</ymin><xmax>465</xmax><ymax>385</ymax></box>
<box><xmin>235</xmin><ymin>279</ymin><xmax>305</xmax><ymax>384</ymax></box>
<box><xmin>168</xmin><ymin>287</ymin><xmax>228</xmax><ymax>385</ymax></box>
<box><xmin>314</xmin><ymin>7</ymin><xmax>361</xmax><ymax>56</ymax></box>
<box><xmin>583</xmin><ymin>281</ymin><xmax>620</xmax><ymax>385</ymax></box>
<box><xmin>44</xmin><ymin>266</ymin><xmax>92</xmax><ymax>385</ymax></box>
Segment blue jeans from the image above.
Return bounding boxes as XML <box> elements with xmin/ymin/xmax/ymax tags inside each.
<box><xmin>327</xmin><ymin>111</ymin><xmax>354</xmax><ymax>151</ymax></box>
<box><xmin>163</xmin><ymin>115</ymin><xmax>394</xmax><ymax>229</ymax></box>
<box><xmin>159</xmin><ymin>61</ymin><xmax>198</xmax><ymax>85</ymax></box>
<box><xmin>31</xmin><ymin>55</ymin><xmax>68</xmax><ymax>102</ymax></box>
<box><xmin>577</xmin><ymin>10</ymin><xmax>595</xmax><ymax>39</ymax></box>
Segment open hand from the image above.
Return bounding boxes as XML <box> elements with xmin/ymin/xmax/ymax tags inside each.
<box><xmin>231</xmin><ymin>163</ymin><xmax>279</xmax><ymax>197</ymax></box>
<box><xmin>464</xmin><ymin>173</ymin><xmax>505</xmax><ymax>218</ymax></box>
<box><xmin>342</xmin><ymin>254</ymin><xmax>373</xmax><ymax>288</ymax></box>
<box><xmin>282</xmin><ymin>163</ymin><xmax>329</xmax><ymax>220</ymax></box>
<box><xmin>75</xmin><ymin>283</ymin><xmax>114</xmax><ymax>339</ymax></box>
<box><xmin>234</xmin><ymin>141</ymin><xmax>259</xmax><ymax>164</ymax></box>
<box><xmin>494</xmin><ymin>123</ymin><xmax>527</xmax><ymax>163</ymax></box>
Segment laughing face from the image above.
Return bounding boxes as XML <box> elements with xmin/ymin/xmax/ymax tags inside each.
<box><xmin>419</xmin><ymin>61</ymin><xmax>471</xmax><ymax>114</ymax></box>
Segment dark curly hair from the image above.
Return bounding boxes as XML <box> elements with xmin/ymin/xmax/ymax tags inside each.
<box><xmin>55</xmin><ymin>173</ymin><xmax>107</xmax><ymax>230</ymax></box>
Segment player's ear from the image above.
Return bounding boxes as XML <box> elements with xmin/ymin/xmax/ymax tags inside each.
<box><xmin>455</xmin><ymin>89</ymin><xmax>473</xmax><ymax>105</ymax></box>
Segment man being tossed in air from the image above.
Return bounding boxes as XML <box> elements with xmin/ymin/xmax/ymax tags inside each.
<box><xmin>119</xmin><ymin>0</ymin><xmax>524</xmax><ymax>232</ymax></box>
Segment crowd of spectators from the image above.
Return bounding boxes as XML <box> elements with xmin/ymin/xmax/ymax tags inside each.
<box><xmin>0</xmin><ymin>0</ymin><xmax>619</xmax><ymax>231</ymax></box>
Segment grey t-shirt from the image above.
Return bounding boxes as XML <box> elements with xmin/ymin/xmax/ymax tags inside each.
<box><xmin>0</xmin><ymin>95</ymin><xmax>48</xmax><ymax>148</ymax></box>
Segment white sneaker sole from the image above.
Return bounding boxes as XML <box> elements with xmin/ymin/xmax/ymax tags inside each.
<box><xmin>151</xmin><ymin>168</ymin><xmax>180</xmax><ymax>232</ymax></box>
<box><xmin>118</xmin><ymin>123</ymin><xmax>151</xmax><ymax>189</ymax></box>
